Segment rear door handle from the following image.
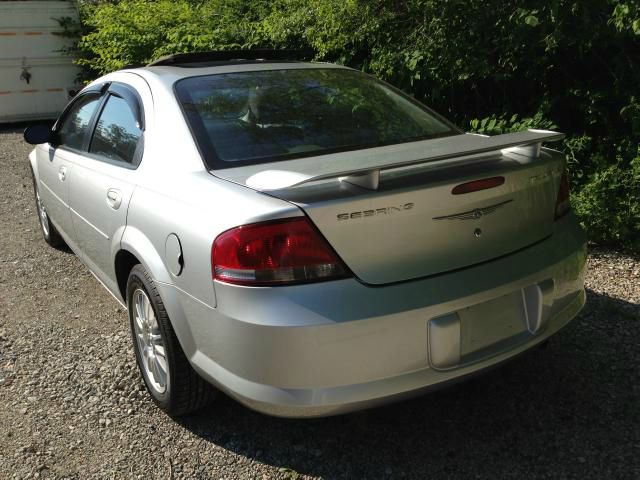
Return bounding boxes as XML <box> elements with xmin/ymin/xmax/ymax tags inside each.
<box><xmin>58</xmin><ymin>166</ymin><xmax>67</xmax><ymax>182</ymax></box>
<box><xmin>106</xmin><ymin>188</ymin><xmax>122</xmax><ymax>210</ymax></box>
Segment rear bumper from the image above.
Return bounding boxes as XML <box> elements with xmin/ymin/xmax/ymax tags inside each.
<box><xmin>157</xmin><ymin>214</ymin><xmax>587</xmax><ymax>417</ymax></box>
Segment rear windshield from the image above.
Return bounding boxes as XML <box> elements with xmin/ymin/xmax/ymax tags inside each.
<box><xmin>175</xmin><ymin>68</ymin><xmax>458</xmax><ymax>168</ymax></box>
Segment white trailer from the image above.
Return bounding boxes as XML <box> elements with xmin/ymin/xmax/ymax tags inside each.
<box><xmin>0</xmin><ymin>0</ymin><xmax>82</xmax><ymax>123</ymax></box>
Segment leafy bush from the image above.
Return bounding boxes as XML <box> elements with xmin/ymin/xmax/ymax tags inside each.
<box><xmin>469</xmin><ymin>113</ymin><xmax>557</xmax><ymax>136</ymax></box>
<box><xmin>573</xmin><ymin>151</ymin><xmax>640</xmax><ymax>250</ymax></box>
<box><xmin>70</xmin><ymin>0</ymin><xmax>640</xmax><ymax>251</ymax></box>
<box><xmin>74</xmin><ymin>0</ymin><xmax>271</xmax><ymax>74</ymax></box>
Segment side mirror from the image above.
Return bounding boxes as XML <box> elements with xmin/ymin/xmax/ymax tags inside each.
<box><xmin>24</xmin><ymin>124</ymin><xmax>54</xmax><ymax>145</ymax></box>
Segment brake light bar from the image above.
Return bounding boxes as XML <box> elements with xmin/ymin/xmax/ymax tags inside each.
<box><xmin>452</xmin><ymin>176</ymin><xmax>505</xmax><ymax>195</ymax></box>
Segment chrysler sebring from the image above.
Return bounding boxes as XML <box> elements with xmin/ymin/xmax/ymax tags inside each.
<box><xmin>24</xmin><ymin>50</ymin><xmax>586</xmax><ymax>417</ymax></box>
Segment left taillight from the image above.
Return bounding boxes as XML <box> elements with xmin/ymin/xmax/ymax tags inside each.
<box><xmin>212</xmin><ymin>217</ymin><xmax>349</xmax><ymax>286</ymax></box>
<box><xmin>554</xmin><ymin>170</ymin><xmax>571</xmax><ymax>220</ymax></box>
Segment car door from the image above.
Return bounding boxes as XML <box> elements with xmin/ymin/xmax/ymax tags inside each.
<box><xmin>68</xmin><ymin>83</ymin><xmax>145</xmax><ymax>294</ymax></box>
<box><xmin>36</xmin><ymin>92</ymin><xmax>102</xmax><ymax>246</ymax></box>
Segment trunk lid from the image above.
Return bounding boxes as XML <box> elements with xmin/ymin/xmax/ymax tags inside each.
<box><xmin>211</xmin><ymin>131</ymin><xmax>565</xmax><ymax>284</ymax></box>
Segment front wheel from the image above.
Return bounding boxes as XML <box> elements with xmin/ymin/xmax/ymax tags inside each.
<box><xmin>127</xmin><ymin>264</ymin><xmax>216</xmax><ymax>415</ymax></box>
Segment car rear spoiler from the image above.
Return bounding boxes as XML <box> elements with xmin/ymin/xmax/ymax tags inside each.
<box><xmin>217</xmin><ymin>129</ymin><xmax>565</xmax><ymax>191</ymax></box>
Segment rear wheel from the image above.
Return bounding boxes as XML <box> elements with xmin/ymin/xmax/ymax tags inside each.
<box><xmin>126</xmin><ymin>264</ymin><xmax>216</xmax><ymax>415</ymax></box>
<box><xmin>31</xmin><ymin>170</ymin><xmax>65</xmax><ymax>248</ymax></box>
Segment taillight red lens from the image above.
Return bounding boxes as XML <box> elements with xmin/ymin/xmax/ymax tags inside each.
<box><xmin>212</xmin><ymin>217</ymin><xmax>348</xmax><ymax>286</ymax></box>
<box><xmin>555</xmin><ymin>171</ymin><xmax>570</xmax><ymax>219</ymax></box>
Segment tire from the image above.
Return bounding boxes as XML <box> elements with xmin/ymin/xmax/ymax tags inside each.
<box><xmin>126</xmin><ymin>264</ymin><xmax>216</xmax><ymax>415</ymax></box>
<box><xmin>30</xmin><ymin>168</ymin><xmax>66</xmax><ymax>248</ymax></box>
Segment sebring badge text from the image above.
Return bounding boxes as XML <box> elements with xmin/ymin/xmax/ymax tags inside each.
<box><xmin>337</xmin><ymin>203</ymin><xmax>415</xmax><ymax>221</ymax></box>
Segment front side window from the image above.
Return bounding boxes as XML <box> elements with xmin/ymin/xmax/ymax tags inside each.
<box><xmin>89</xmin><ymin>95</ymin><xmax>142</xmax><ymax>164</ymax></box>
<box><xmin>175</xmin><ymin>68</ymin><xmax>458</xmax><ymax>168</ymax></box>
<box><xmin>57</xmin><ymin>94</ymin><xmax>101</xmax><ymax>150</ymax></box>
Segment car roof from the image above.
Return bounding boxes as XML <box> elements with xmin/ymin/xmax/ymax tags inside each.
<box><xmin>123</xmin><ymin>61</ymin><xmax>348</xmax><ymax>89</ymax></box>
<box><xmin>116</xmin><ymin>50</ymin><xmax>351</xmax><ymax>86</ymax></box>
<box><xmin>147</xmin><ymin>49</ymin><xmax>308</xmax><ymax>67</ymax></box>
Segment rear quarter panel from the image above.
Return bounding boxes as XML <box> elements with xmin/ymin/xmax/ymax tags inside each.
<box><xmin>124</xmin><ymin>172</ymin><xmax>301</xmax><ymax>309</ymax></box>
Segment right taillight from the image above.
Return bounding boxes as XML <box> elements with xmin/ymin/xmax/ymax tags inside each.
<box><xmin>555</xmin><ymin>170</ymin><xmax>570</xmax><ymax>220</ymax></box>
<box><xmin>212</xmin><ymin>217</ymin><xmax>349</xmax><ymax>286</ymax></box>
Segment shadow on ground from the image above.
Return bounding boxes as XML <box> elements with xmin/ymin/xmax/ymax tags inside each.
<box><xmin>175</xmin><ymin>288</ymin><xmax>638</xmax><ymax>478</ymax></box>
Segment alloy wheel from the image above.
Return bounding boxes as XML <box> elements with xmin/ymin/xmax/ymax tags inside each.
<box><xmin>132</xmin><ymin>288</ymin><xmax>168</xmax><ymax>394</ymax></box>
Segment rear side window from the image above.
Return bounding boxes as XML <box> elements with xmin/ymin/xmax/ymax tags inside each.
<box><xmin>90</xmin><ymin>95</ymin><xmax>142</xmax><ymax>164</ymax></box>
<box><xmin>57</xmin><ymin>95</ymin><xmax>102</xmax><ymax>151</ymax></box>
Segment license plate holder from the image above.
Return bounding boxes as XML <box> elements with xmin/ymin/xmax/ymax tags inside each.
<box><xmin>459</xmin><ymin>290</ymin><xmax>528</xmax><ymax>359</ymax></box>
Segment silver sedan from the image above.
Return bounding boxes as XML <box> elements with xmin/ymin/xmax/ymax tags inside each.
<box><xmin>24</xmin><ymin>51</ymin><xmax>586</xmax><ymax>417</ymax></box>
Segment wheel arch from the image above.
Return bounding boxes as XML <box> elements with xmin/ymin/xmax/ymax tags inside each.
<box><xmin>114</xmin><ymin>249</ymin><xmax>140</xmax><ymax>302</ymax></box>
<box><xmin>116</xmin><ymin>226</ymin><xmax>173</xmax><ymax>303</ymax></box>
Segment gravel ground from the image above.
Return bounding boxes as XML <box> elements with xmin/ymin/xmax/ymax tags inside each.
<box><xmin>0</xmin><ymin>127</ymin><xmax>639</xmax><ymax>480</ymax></box>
